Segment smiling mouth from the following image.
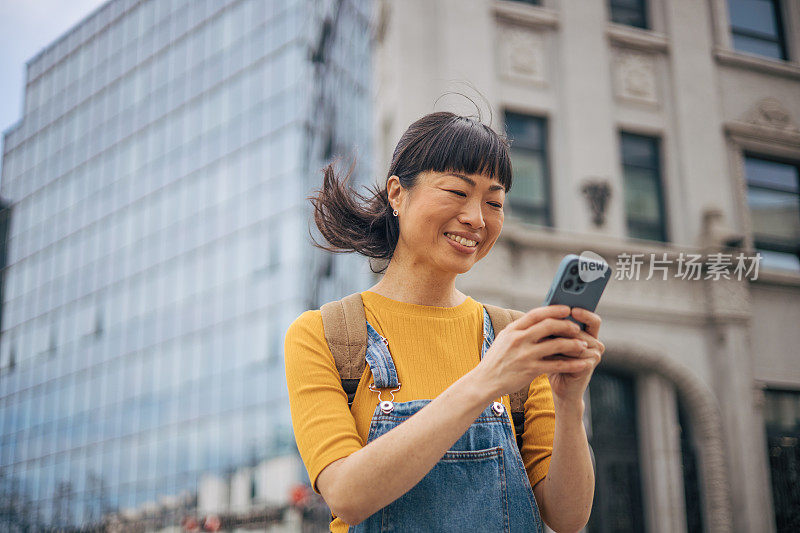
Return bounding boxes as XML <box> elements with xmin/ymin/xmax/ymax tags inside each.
<box><xmin>443</xmin><ymin>232</ymin><xmax>478</xmax><ymax>247</ymax></box>
<box><xmin>443</xmin><ymin>233</ymin><xmax>479</xmax><ymax>253</ymax></box>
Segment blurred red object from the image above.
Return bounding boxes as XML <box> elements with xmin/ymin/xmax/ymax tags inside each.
<box><xmin>203</xmin><ymin>514</ymin><xmax>221</xmax><ymax>531</ymax></box>
<box><xmin>181</xmin><ymin>515</ymin><xmax>200</xmax><ymax>531</ymax></box>
<box><xmin>290</xmin><ymin>484</ymin><xmax>311</xmax><ymax>507</ymax></box>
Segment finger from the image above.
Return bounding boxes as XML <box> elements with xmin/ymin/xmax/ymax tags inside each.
<box><xmin>512</xmin><ymin>305</ymin><xmax>572</xmax><ymax>332</ymax></box>
<box><xmin>541</xmin><ymin>357</ymin><xmax>589</xmax><ymax>374</ymax></box>
<box><xmin>528</xmin><ymin>317</ymin><xmax>583</xmax><ymax>343</ymax></box>
<box><xmin>545</xmin><ymin>347</ymin><xmax>596</xmax><ymax>362</ymax></box>
<box><xmin>571</xmin><ymin>307</ymin><xmax>602</xmax><ymax>338</ymax></box>
<box><xmin>534</xmin><ymin>337</ymin><xmax>588</xmax><ymax>359</ymax></box>
<box><xmin>573</xmin><ymin>331</ymin><xmax>605</xmax><ymax>354</ymax></box>
<box><xmin>579</xmin><ymin>350</ymin><xmax>602</xmax><ymax>372</ymax></box>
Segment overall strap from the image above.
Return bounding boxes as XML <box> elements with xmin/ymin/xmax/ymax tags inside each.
<box><xmin>320</xmin><ymin>292</ymin><xmax>368</xmax><ymax>406</ymax></box>
<box><xmin>482</xmin><ymin>304</ymin><xmax>529</xmax><ymax>450</ymax></box>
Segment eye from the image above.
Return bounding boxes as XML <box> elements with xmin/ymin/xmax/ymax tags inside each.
<box><xmin>448</xmin><ymin>190</ymin><xmax>502</xmax><ymax>208</ymax></box>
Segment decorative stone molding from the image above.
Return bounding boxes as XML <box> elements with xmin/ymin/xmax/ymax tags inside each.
<box><xmin>752</xmin><ymin>381</ymin><xmax>766</xmax><ymax>409</ymax></box>
<box><xmin>496</xmin><ymin>23</ymin><xmax>547</xmax><ymax>86</ymax></box>
<box><xmin>699</xmin><ymin>206</ymin><xmax>744</xmax><ymax>251</ymax></box>
<box><xmin>611</xmin><ymin>47</ymin><xmax>659</xmax><ymax>106</ymax></box>
<box><xmin>703</xmin><ymin>275</ymin><xmax>753</xmax><ymax>320</ymax></box>
<box><xmin>491</xmin><ymin>0</ymin><xmax>559</xmax><ymax>31</ymax></box>
<box><xmin>714</xmin><ymin>47</ymin><xmax>800</xmax><ymax>81</ymax></box>
<box><xmin>724</xmin><ymin>120</ymin><xmax>800</xmax><ymax>151</ymax></box>
<box><xmin>581</xmin><ymin>179</ymin><xmax>612</xmax><ymax>227</ymax></box>
<box><xmin>603</xmin><ymin>342</ymin><xmax>734</xmax><ymax>533</ymax></box>
<box><xmin>606</xmin><ymin>24</ymin><xmax>669</xmax><ymax>54</ymax></box>
<box><xmin>742</xmin><ymin>97</ymin><xmax>799</xmax><ymax>134</ymax></box>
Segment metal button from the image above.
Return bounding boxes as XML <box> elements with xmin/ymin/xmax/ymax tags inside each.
<box><xmin>379</xmin><ymin>400</ymin><xmax>394</xmax><ymax>414</ymax></box>
<box><xmin>492</xmin><ymin>401</ymin><xmax>504</xmax><ymax>416</ymax></box>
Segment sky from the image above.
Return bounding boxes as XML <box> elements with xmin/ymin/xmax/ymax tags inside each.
<box><xmin>0</xmin><ymin>0</ymin><xmax>109</xmax><ymax>177</ymax></box>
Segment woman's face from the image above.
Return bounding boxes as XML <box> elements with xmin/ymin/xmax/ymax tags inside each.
<box><xmin>388</xmin><ymin>170</ymin><xmax>506</xmax><ymax>274</ymax></box>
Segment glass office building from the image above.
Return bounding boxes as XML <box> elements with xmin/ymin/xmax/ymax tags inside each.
<box><xmin>0</xmin><ymin>0</ymin><xmax>373</xmax><ymax>528</ymax></box>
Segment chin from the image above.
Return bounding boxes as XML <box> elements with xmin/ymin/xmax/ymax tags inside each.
<box><xmin>450</xmin><ymin>256</ymin><xmax>478</xmax><ymax>273</ymax></box>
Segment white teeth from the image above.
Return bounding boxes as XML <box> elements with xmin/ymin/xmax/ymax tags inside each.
<box><xmin>445</xmin><ymin>233</ymin><xmax>477</xmax><ymax>247</ymax></box>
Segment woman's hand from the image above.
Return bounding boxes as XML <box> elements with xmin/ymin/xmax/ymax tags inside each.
<box><xmin>545</xmin><ymin>307</ymin><xmax>604</xmax><ymax>405</ymax></box>
<box><xmin>475</xmin><ymin>305</ymin><xmax>593</xmax><ymax>401</ymax></box>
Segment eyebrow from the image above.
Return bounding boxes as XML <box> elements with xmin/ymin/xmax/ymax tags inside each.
<box><xmin>447</xmin><ymin>173</ymin><xmax>505</xmax><ymax>192</ymax></box>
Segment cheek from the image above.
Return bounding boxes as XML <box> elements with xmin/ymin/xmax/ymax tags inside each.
<box><xmin>483</xmin><ymin>214</ymin><xmax>503</xmax><ymax>244</ymax></box>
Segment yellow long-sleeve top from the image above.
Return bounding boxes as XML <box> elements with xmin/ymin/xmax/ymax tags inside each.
<box><xmin>284</xmin><ymin>290</ymin><xmax>555</xmax><ymax>531</ymax></box>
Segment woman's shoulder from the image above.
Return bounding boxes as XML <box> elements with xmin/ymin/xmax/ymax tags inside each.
<box><xmin>284</xmin><ymin>309</ymin><xmax>339</xmax><ymax>368</ymax></box>
<box><xmin>286</xmin><ymin>309</ymin><xmax>324</xmax><ymax>341</ymax></box>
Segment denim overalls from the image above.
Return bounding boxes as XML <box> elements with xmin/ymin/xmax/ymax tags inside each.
<box><xmin>347</xmin><ymin>306</ymin><xmax>544</xmax><ymax>533</ymax></box>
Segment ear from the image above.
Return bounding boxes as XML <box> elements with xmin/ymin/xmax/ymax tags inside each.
<box><xmin>386</xmin><ymin>175</ymin><xmax>403</xmax><ymax>210</ymax></box>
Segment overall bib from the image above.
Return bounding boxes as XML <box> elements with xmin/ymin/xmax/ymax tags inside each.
<box><xmin>347</xmin><ymin>306</ymin><xmax>545</xmax><ymax>533</ymax></box>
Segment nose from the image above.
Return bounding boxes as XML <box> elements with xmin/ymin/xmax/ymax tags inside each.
<box><xmin>457</xmin><ymin>198</ymin><xmax>485</xmax><ymax>229</ymax></box>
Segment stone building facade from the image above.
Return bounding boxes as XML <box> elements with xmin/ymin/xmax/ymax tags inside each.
<box><xmin>367</xmin><ymin>1</ymin><xmax>800</xmax><ymax>531</ymax></box>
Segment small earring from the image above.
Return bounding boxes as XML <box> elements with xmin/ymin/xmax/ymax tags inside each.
<box><xmin>392</xmin><ymin>209</ymin><xmax>398</xmax><ymax>217</ymax></box>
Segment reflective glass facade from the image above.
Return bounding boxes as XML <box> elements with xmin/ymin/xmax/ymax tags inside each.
<box><xmin>0</xmin><ymin>0</ymin><xmax>373</xmax><ymax>528</ymax></box>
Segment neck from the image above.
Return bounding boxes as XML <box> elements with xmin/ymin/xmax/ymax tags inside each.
<box><xmin>368</xmin><ymin>249</ymin><xmax>466</xmax><ymax>308</ymax></box>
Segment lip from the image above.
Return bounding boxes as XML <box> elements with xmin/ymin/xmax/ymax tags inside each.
<box><xmin>444</xmin><ymin>230</ymin><xmax>481</xmax><ymax>243</ymax></box>
<box><xmin>444</xmin><ymin>233</ymin><xmax>478</xmax><ymax>254</ymax></box>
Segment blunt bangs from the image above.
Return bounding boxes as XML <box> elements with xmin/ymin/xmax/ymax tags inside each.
<box><xmin>399</xmin><ymin>115</ymin><xmax>512</xmax><ymax>192</ymax></box>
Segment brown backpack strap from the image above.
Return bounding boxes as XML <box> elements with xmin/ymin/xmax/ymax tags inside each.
<box><xmin>320</xmin><ymin>292</ymin><xmax>368</xmax><ymax>406</ymax></box>
<box><xmin>483</xmin><ymin>304</ymin><xmax>529</xmax><ymax>450</ymax></box>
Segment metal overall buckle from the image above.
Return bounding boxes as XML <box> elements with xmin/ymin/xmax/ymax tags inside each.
<box><xmin>369</xmin><ymin>382</ymin><xmax>402</xmax><ymax>414</ymax></box>
<box><xmin>492</xmin><ymin>401</ymin><xmax>505</xmax><ymax>416</ymax></box>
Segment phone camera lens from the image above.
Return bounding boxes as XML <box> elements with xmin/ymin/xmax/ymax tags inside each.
<box><xmin>570</xmin><ymin>265</ymin><xmax>579</xmax><ymax>275</ymax></box>
<box><xmin>564</xmin><ymin>279</ymin><xmax>574</xmax><ymax>289</ymax></box>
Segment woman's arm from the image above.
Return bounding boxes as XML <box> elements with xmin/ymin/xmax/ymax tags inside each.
<box><xmin>321</xmin><ymin>368</ymin><xmax>495</xmax><ymax>525</ymax></box>
<box><xmin>533</xmin><ymin>306</ymin><xmax>605</xmax><ymax>532</ymax></box>
<box><xmin>533</xmin><ymin>398</ymin><xmax>594</xmax><ymax>532</ymax></box>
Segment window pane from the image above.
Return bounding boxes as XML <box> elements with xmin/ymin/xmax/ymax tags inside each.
<box><xmin>627</xmin><ymin>220</ymin><xmax>664</xmax><ymax>242</ymax></box>
<box><xmin>621</xmin><ymin>133</ymin><xmax>665</xmax><ymax>242</ymax></box>
<box><xmin>728</xmin><ymin>0</ymin><xmax>786</xmax><ymax>60</ymax></box>
<box><xmin>728</xmin><ymin>0</ymin><xmax>780</xmax><ymax>37</ymax></box>
<box><xmin>505</xmin><ymin>112</ymin><xmax>544</xmax><ymax>150</ymax></box>
<box><xmin>609</xmin><ymin>0</ymin><xmax>647</xmax><ymax>29</ymax></box>
<box><xmin>744</xmin><ymin>155</ymin><xmax>800</xmax><ymax>271</ymax></box>
<box><xmin>747</xmin><ymin>188</ymin><xmax>800</xmax><ymax>242</ymax></box>
<box><xmin>621</xmin><ymin>133</ymin><xmax>657</xmax><ymax>169</ymax></box>
<box><xmin>731</xmin><ymin>34</ymin><xmax>784</xmax><ymax>60</ymax></box>
<box><xmin>610</xmin><ymin>6</ymin><xmax>647</xmax><ymax>28</ymax></box>
<box><xmin>624</xmin><ymin>168</ymin><xmax>661</xmax><ymax>221</ymax></box>
<box><xmin>509</xmin><ymin>151</ymin><xmax>547</xmax><ymax>204</ymax></box>
<box><xmin>757</xmin><ymin>248</ymin><xmax>800</xmax><ymax>271</ymax></box>
<box><xmin>745</xmin><ymin>157</ymin><xmax>799</xmax><ymax>192</ymax></box>
<box><xmin>505</xmin><ymin>111</ymin><xmax>550</xmax><ymax>226</ymax></box>
<box><xmin>507</xmin><ymin>200</ymin><xmax>549</xmax><ymax>226</ymax></box>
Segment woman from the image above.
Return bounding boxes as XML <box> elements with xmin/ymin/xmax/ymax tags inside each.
<box><xmin>284</xmin><ymin>111</ymin><xmax>604</xmax><ymax>532</ymax></box>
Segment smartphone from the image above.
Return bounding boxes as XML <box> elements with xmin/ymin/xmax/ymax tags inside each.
<box><xmin>542</xmin><ymin>253</ymin><xmax>611</xmax><ymax>332</ymax></box>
